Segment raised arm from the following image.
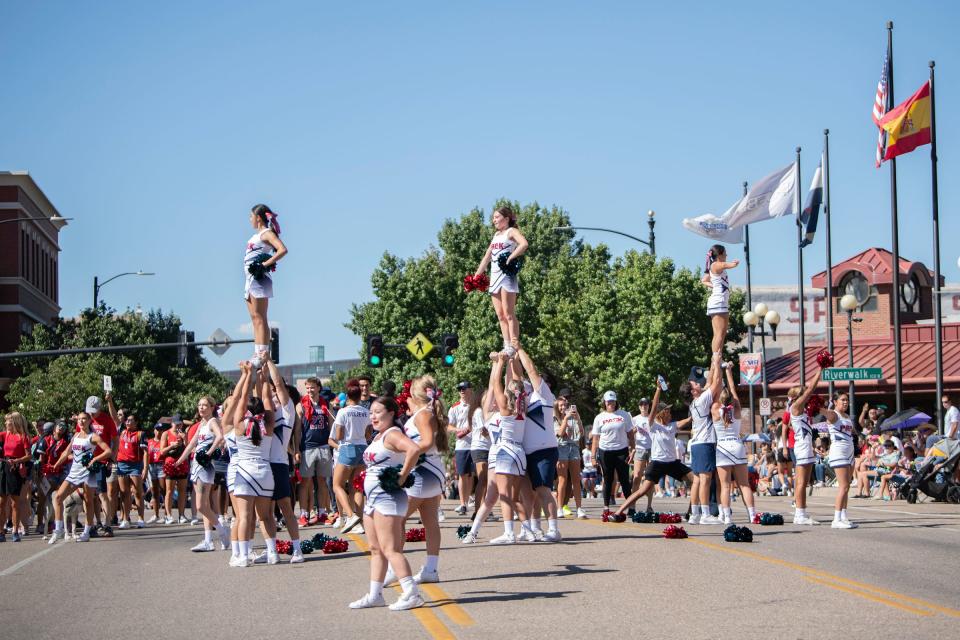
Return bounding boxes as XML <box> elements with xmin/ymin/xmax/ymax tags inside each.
<box><xmin>514</xmin><ymin>343</ymin><xmax>542</xmax><ymax>390</ymax></box>
<box><xmin>490</xmin><ymin>356</ymin><xmax>509</xmax><ymax>415</ymax></box>
<box><xmin>231</xmin><ymin>365</ymin><xmax>253</xmax><ymax>429</ymax></box>
<box><xmin>265</xmin><ymin>358</ymin><xmax>290</xmax><ymax>406</ymax></box>
<box><xmin>724</xmin><ymin>365</ymin><xmax>740</xmax><ymax>413</ymax></box>
<box><xmin>790</xmin><ymin>365</ymin><xmax>823</xmax><ymax>417</ymax></box>
<box><xmin>707</xmin><ymin>357</ymin><xmax>723</xmax><ymax>401</ymax></box>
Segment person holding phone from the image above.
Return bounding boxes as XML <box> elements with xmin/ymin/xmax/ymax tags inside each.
<box><xmin>555</xmin><ymin>390</ymin><xmax>586</xmax><ymax>519</ymax></box>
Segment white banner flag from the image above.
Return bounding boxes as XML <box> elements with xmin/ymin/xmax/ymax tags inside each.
<box><xmin>681</xmin><ymin>197</ymin><xmax>745</xmax><ymax>243</ymax></box>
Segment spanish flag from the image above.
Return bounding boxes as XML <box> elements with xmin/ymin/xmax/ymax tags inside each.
<box><xmin>878</xmin><ymin>81</ymin><xmax>931</xmax><ymax>161</ymax></box>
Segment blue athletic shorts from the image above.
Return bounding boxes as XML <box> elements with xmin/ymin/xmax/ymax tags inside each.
<box><xmin>271</xmin><ymin>462</ymin><xmax>293</xmax><ymax>501</ymax></box>
<box><xmin>455</xmin><ymin>450</ymin><xmax>475</xmax><ymax>475</ymax></box>
<box><xmin>690</xmin><ymin>443</ymin><xmax>717</xmax><ymax>474</ymax></box>
<box><xmin>526</xmin><ymin>447</ymin><xmax>559</xmax><ymax>489</ymax></box>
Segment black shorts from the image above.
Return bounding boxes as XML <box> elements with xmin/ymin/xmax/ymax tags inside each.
<box><xmin>455</xmin><ymin>450</ymin><xmax>475</xmax><ymax>475</ymax></box>
<box><xmin>776</xmin><ymin>449</ymin><xmax>795</xmax><ymax>464</ymax></box>
<box><xmin>643</xmin><ymin>460</ymin><xmax>691</xmax><ymax>483</ymax></box>
<box><xmin>213</xmin><ymin>471</ymin><xmax>228</xmax><ymax>488</ymax></box>
<box><xmin>0</xmin><ymin>461</ymin><xmax>26</xmax><ymax>496</ymax></box>
<box><xmin>271</xmin><ymin>462</ymin><xmax>293</xmax><ymax>501</ymax></box>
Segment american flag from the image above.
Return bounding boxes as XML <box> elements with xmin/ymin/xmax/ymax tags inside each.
<box><xmin>872</xmin><ymin>44</ymin><xmax>892</xmax><ymax>167</ymax></box>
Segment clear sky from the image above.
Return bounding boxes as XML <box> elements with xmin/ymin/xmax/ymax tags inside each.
<box><xmin>3</xmin><ymin>1</ymin><xmax>958</xmax><ymax>366</ymax></box>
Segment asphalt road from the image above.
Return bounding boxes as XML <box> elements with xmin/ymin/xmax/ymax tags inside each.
<box><xmin>2</xmin><ymin>490</ymin><xmax>958</xmax><ymax>640</ymax></box>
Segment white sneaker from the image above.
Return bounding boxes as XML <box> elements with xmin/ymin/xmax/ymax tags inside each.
<box><xmin>252</xmin><ymin>550</ymin><xmax>281</xmax><ymax>564</ymax></box>
<box><xmin>543</xmin><ymin>529</ymin><xmax>562</xmax><ymax>543</ymax></box>
<box><xmin>489</xmin><ymin>532</ymin><xmax>516</xmax><ymax>545</ymax></box>
<box><xmin>290</xmin><ymin>550</ymin><xmax>305</xmax><ymax>564</ymax></box>
<box><xmin>437</xmin><ymin>510</ymin><xmax>445</xmax><ymax>522</ymax></box>
<box><xmin>720</xmin><ymin>514</ymin><xmax>732</xmax><ymax>525</ymax></box>
<box><xmin>47</xmin><ymin>530</ymin><xmax>65</xmax><ymax>545</ymax></box>
<box><xmin>164</xmin><ymin>516</ymin><xmax>174</xmax><ymax>525</ymax></box>
<box><xmin>118</xmin><ymin>520</ymin><xmax>130</xmax><ymax>530</ymax></box>
<box><xmin>518</xmin><ymin>529</ymin><xmax>538</xmax><ymax>543</ymax></box>
<box><xmin>252</xmin><ymin>550</ymin><xmax>269</xmax><ymax>564</ymax></box>
<box><xmin>461</xmin><ymin>532</ymin><xmax>479</xmax><ymax>544</ymax></box>
<box><xmin>136</xmin><ymin>519</ymin><xmax>145</xmax><ymax>529</ymax></box>
<box><xmin>332</xmin><ymin>517</ymin><xmax>343</xmax><ymax>529</ymax></box>
<box><xmin>794</xmin><ymin>516</ymin><xmax>820</xmax><ymax>526</ymax></box>
<box><xmin>840</xmin><ymin>518</ymin><xmax>858</xmax><ymax>529</ymax></box>
<box><xmin>341</xmin><ymin>514</ymin><xmax>362</xmax><ymax>534</ymax></box>
<box><xmin>354</xmin><ymin>524</ymin><xmax>365</xmax><ymax>534</ymax></box>
<box><xmin>383</xmin><ymin>566</ymin><xmax>398</xmax><ymax>587</ymax></box>
<box><xmin>267</xmin><ymin>551</ymin><xmax>280</xmax><ymax>565</ymax></box>
<box><xmin>146</xmin><ymin>515</ymin><xmax>158</xmax><ymax>524</ymax></box>
<box><xmin>76</xmin><ymin>530</ymin><xmax>90</xmax><ymax>542</ymax></box>
<box><xmin>454</xmin><ymin>505</ymin><xmax>467</xmax><ymax>515</ymax></box>
<box><xmin>191</xmin><ymin>540</ymin><xmax>215</xmax><ymax>552</ymax></box>
<box><xmin>190</xmin><ymin>517</ymin><xmax>200</xmax><ymax>525</ymax></box>
<box><xmin>389</xmin><ymin>590</ymin><xmax>425</xmax><ymax>611</ymax></box>
<box><xmin>229</xmin><ymin>555</ymin><xmax>251</xmax><ymax>568</ymax></box>
<box><xmin>700</xmin><ymin>515</ymin><xmax>723</xmax><ymax>525</ymax></box>
<box><xmin>688</xmin><ymin>513</ymin><xmax>701</xmax><ymax>525</ymax></box>
<box><xmin>413</xmin><ymin>568</ymin><xmax>439</xmax><ymax>584</ymax></box>
<box><xmin>831</xmin><ymin>519</ymin><xmax>855</xmax><ymax>529</ymax></box>
<box><xmin>349</xmin><ymin>593</ymin><xmax>386</xmax><ymax>609</ymax></box>
<box><xmin>577</xmin><ymin>508</ymin><xmax>588</xmax><ymax>519</ymax></box>
<box><xmin>178</xmin><ymin>516</ymin><xmax>189</xmax><ymax>524</ymax></box>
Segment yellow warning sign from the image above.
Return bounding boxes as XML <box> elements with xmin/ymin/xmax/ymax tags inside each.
<box><xmin>406</xmin><ymin>333</ymin><xmax>434</xmax><ymax>360</ymax></box>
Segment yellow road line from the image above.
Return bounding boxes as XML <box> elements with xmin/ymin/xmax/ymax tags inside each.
<box><xmin>802</xmin><ymin>576</ymin><xmax>931</xmax><ymax>616</ymax></box>
<box><xmin>687</xmin><ymin>538</ymin><xmax>960</xmax><ymax>618</ymax></box>
<box><xmin>348</xmin><ymin>534</ymin><xmax>461</xmax><ymax>639</ymax></box>
<box><xmin>419</xmin><ymin>583</ymin><xmax>475</xmax><ymax>627</ymax></box>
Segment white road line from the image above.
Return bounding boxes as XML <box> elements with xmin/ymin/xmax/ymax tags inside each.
<box><xmin>0</xmin><ymin>542</ymin><xmax>61</xmax><ymax>577</ymax></box>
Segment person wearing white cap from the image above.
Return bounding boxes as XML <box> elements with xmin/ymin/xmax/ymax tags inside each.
<box><xmin>630</xmin><ymin>398</ymin><xmax>654</xmax><ymax>511</ymax></box>
<box><xmin>591</xmin><ymin>390</ymin><xmax>636</xmax><ymax>510</ymax></box>
<box><xmin>679</xmin><ymin>356</ymin><xmax>723</xmax><ymax>525</ymax></box>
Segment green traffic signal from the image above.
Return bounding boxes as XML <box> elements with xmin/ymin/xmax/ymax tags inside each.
<box><xmin>370</xmin><ymin>355</ymin><xmax>382</xmax><ymax>366</ymax></box>
<box><xmin>444</xmin><ymin>354</ymin><xmax>455</xmax><ymax>366</ymax></box>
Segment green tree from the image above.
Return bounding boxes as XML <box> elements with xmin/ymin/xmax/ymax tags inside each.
<box><xmin>346</xmin><ymin>200</ymin><xmax>746</xmax><ymax>424</ymax></box>
<box><xmin>7</xmin><ymin>306</ymin><xmax>230</xmax><ymax>429</ymax></box>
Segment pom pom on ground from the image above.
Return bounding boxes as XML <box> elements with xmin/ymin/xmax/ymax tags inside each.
<box><xmin>756</xmin><ymin>512</ymin><xmax>784</xmax><ymax>526</ymax></box>
<box><xmin>322</xmin><ymin>539</ymin><xmax>349</xmax><ymax>554</ymax></box>
<box><xmin>276</xmin><ymin>540</ymin><xmax>293</xmax><ymax>555</ymax></box>
<box><xmin>663</xmin><ymin>525</ymin><xmax>688</xmax><ymax>539</ymax></box>
<box><xmin>601</xmin><ymin>509</ymin><xmax>626</xmax><ymax>523</ymax></box>
<box><xmin>405</xmin><ymin>528</ymin><xmax>426</xmax><ymax>542</ymax></box>
<box><xmin>723</xmin><ymin>525</ymin><xmax>754</xmax><ymax>542</ymax></box>
<box><xmin>312</xmin><ymin>533</ymin><xmax>331</xmax><ymax>548</ymax></box>
<box><xmin>299</xmin><ymin>540</ymin><xmax>314</xmax><ymax>554</ymax></box>
<box><xmin>456</xmin><ymin>525</ymin><xmax>472</xmax><ymax>539</ymax></box>
<box><xmin>658</xmin><ymin>512</ymin><xmax>682</xmax><ymax>524</ymax></box>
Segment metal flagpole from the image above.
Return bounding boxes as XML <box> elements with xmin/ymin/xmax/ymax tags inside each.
<box><xmin>887</xmin><ymin>21</ymin><xmax>904</xmax><ymax>413</ymax></box>
<box><xmin>796</xmin><ymin>147</ymin><xmax>806</xmax><ymax>382</ymax></box>
<box><xmin>929</xmin><ymin>60</ymin><xmax>944</xmax><ymax>430</ymax></box>
<box><xmin>744</xmin><ymin>181</ymin><xmax>755</xmax><ymax>432</ymax></box>
<box><xmin>824</xmin><ymin>130</ymin><xmax>834</xmax><ymax>399</ymax></box>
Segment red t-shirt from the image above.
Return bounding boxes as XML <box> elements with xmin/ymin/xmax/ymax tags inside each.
<box><xmin>2</xmin><ymin>432</ymin><xmax>28</xmax><ymax>459</ymax></box>
<box><xmin>43</xmin><ymin>436</ymin><xmax>71</xmax><ymax>473</ymax></box>
<box><xmin>147</xmin><ymin>438</ymin><xmax>163</xmax><ymax>464</ymax></box>
<box><xmin>117</xmin><ymin>430</ymin><xmax>145</xmax><ymax>463</ymax></box>
<box><xmin>87</xmin><ymin>412</ymin><xmax>118</xmax><ymax>459</ymax></box>
<box><xmin>781</xmin><ymin>410</ymin><xmax>796</xmax><ymax>448</ymax></box>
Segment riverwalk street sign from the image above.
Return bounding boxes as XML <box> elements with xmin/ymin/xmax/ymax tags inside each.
<box><xmin>821</xmin><ymin>367</ymin><xmax>883</xmax><ymax>382</ymax></box>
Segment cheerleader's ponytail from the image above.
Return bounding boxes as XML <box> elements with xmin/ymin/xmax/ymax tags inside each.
<box><xmin>706</xmin><ymin>244</ymin><xmax>725</xmax><ymax>271</ymax></box>
<box><xmin>252</xmin><ymin>203</ymin><xmax>281</xmax><ymax>235</ymax></box>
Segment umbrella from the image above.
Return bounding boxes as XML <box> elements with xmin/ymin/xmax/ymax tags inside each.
<box><xmin>743</xmin><ymin>433</ymin><xmax>771</xmax><ymax>443</ymax></box>
<box><xmin>879</xmin><ymin>408</ymin><xmax>932</xmax><ymax>432</ymax></box>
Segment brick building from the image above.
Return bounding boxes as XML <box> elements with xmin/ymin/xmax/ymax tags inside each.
<box><xmin>0</xmin><ymin>172</ymin><xmax>68</xmax><ymax>401</ymax></box>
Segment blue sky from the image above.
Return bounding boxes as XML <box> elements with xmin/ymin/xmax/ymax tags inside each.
<box><xmin>3</xmin><ymin>1</ymin><xmax>958</xmax><ymax>366</ymax></box>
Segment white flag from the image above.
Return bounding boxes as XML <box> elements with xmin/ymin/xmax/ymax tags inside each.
<box><xmin>682</xmin><ymin>197</ymin><xmax>745</xmax><ymax>243</ymax></box>
<box><xmin>724</xmin><ymin>162</ymin><xmax>798</xmax><ymax>229</ymax></box>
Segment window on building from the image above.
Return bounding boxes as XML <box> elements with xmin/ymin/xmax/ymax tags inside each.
<box><xmin>837</xmin><ymin>271</ymin><xmax>878</xmax><ymax>312</ymax></box>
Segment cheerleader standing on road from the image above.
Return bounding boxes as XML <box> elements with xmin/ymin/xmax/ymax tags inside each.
<box><xmin>824</xmin><ymin>393</ymin><xmax>857</xmax><ymax>529</ymax></box>
<box><xmin>680</xmin><ymin>356</ymin><xmax>723</xmax><ymax>525</ymax></box>
<box><xmin>712</xmin><ymin>364</ymin><xmax>756</xmax><ymax>524</ymax></box>
<box><xmin>701</xmin><ymin>244</ymin><xmax>739</xmax><ymax>357</ymax></box>
<box><xmin>176</xmin><ymin>396</ymin><xmax>227</xmax><ymax>552</ymax></box>
<box><xmin>350</xmin><ymin>396</ymin><xmax>423</xmax><ymax>610</ymax></box>
<box><xmin>244</xmin><ymin>203</ymin><xmax>287</xmax><ymax>367</ymax></box>
<box><xmin>789</xmin><ymin>364</ymin><xmax>827</xmax><ymax>525</ymax></box>
<box><xmin>462</xmin><ymin>371</ymin><xmax>504</xmax><ymax>544</ymax></box>
<box><xmin>473</xmin><ymin>204</ymin><xmax>529</xmax><ymax>356</ymax></box>
<box><xmin>226</xmin><ymin>362</ymin><xmax>276</xmax><ymax>567</ymax></box>
<box><xmin>488</xmin><ymin>352</ymin><xmax>535</xmax><ymax>544</ymax></box>
<box><xmin>48</xmin><ymin>412</ymin><xmax>113</xmax><ymax>544</ymax></box>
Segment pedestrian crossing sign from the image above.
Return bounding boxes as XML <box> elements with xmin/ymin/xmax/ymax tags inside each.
<box><xmin>406</xmin><ymin>333</ymin><xmax>434</xmax><ymax>360</ymax></box>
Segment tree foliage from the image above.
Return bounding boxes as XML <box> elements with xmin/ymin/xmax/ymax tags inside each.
<box><xmin>347</xmin><ymin>200</ymin><xmax>745</xmax><ymax>422</ymax></box>
<box><xmin>7</xmin><ymin>306</ymin><xmax>230</xmax><ymax>428</ymax></box>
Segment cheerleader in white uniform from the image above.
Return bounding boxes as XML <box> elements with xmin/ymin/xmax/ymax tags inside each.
<box><xmin>176</xmin><ymin>396</ymin><xmax>227</xmax><ymax>552</ymax></box>
<box><xmin>489</xmin><ymin>352</ymin><xmax>536</xmax><ymax>544</ymax></box>
<box><xmin>351</xmin><ymin>396</ymin><xmax>423</xmax><ymax>611</ymax></box>
<box><xmin>788</xmin><ymin>364</ymin><xmax>828</xmax><ymax>525</ymax></box>
<box><xmin>473</xmin><ymin>204</ymin><xmax>529</xmax><ymax>356</ymax></box>
<box><xmin>48</xmin><ymin>412</ymin><xmax>112</xmax><ymax>544</ymax></box>
<box><xmin>824</xmin><ymin>392</ymin><xmax>857</xmax><ymax>529</ymax></box>
<box><xmin>225</xmin><ymin>362</ymin><xmax>276</xmax><ymax>567</ymax></box>
<box><xmin>712</xmin><ymin>364</ymin><xmax>756</xmax><ymax>524</ymax></box>
<box><xmin>244</xmin><ymin>204</ymin><xmax>287</xmax><ymax>367</ymax></box>
<box><xmin>469</xmin><ymin>389</ymin><xmax>493</xmax><ymax>518</ymax></box>
<box><xmin>700</xmin><ymin>244</ymin><xmax>739</xmax><ymax>357</ymax></box>
<box><xmin>462</xmin><ymin>370</ymin><xmax>505</xmax><ymax>544</ymax></box>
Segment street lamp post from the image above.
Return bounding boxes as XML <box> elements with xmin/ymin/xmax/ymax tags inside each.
<box><xmin>0</xmin><ymin>215</ymin><xmax>73</xmax><ymax>225</ymax></box>
<box><xmin>840</xmin><ymin>294</ymin><xmax>861</xmax><ymax>418</ymax></box>
<box><xmin>554</xmin><ymin>210</ymin><xmax>657</xmax><ymax>256</ymax></box>
<box><xmin>93</xmin><ymin>271</ymin><xmax>155</xmax><ymax>308</ymax></box>
<box><xmin>743</xmin><ymin>303</ymin><xmax>781</xmax><ymax>401</ymax></box>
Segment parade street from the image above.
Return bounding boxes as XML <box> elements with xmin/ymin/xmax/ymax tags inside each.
<box><xmin>2</xmin><ymin>491</ymin><xmax>957</xmax><ymax>640</ymax></box>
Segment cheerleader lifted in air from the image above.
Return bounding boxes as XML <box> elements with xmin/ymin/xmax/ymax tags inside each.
<box><xmin>244</xmin><ymin>204</ymin><xmax>287</xmax><ymax>367</ymax></box>
<box><xmin>702</xmin><ymin>244</ymin><xmax>739</xmax><ymax>358</ymax></box>
<box><xmin>474</xmin><ymin>204</ymin><xmax>528</xmax><ymax>356</ymax></box>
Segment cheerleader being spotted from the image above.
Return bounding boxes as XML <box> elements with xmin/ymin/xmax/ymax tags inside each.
<box><xmin>701</xmin><ymin>244</ymin><xmax>739</xmax><ymax>358</ymax></box>
<box><xmin>244</xmin><ymin>204</ymin><xmax>287</xmax><ymax>367</ymax></box>
<box><xmin>473</xmin><ymin>204</ymin><xmax>528</xmax><ymax>356</ymax></box>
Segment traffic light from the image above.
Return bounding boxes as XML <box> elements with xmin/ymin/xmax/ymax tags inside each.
<box><xmin>177</xmin><ymin>330</ymin><xmax>194</xmax><ymax>367</ymax></box>
<box><xmin>440</xmin><ymin>333</ymin><xmax>458</xmax><ymax>367</ymax></box>
<box><xmin>270</xmin><ymin>328</ymin><xmax>280</xmax><ymax>364</ymax></box>
<box><xmin>367</xmin><ymin>333</ymin><xmax>384</xmax><ymax>368</ymax></box>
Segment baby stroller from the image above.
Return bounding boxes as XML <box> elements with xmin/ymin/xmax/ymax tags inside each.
<box><xmin>904</xmin><ymin>438</ymin><xmax>960</xmax><ymax>504</ymax></box>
